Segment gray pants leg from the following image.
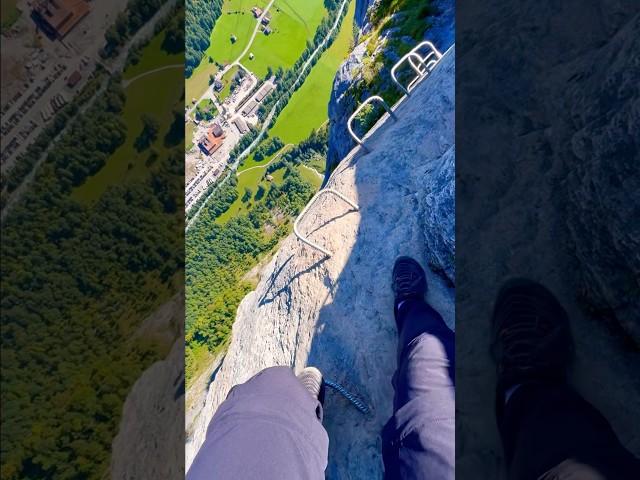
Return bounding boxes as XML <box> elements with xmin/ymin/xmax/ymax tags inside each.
<box><xmin>187</xmin><ymin>366</ymin><xmax>329</xmax><ymax>480</ymax></box>
<box><xmin>382</xmin><ymin>298</ymin><xmax>456</xmax><ymax>480</ymax></box>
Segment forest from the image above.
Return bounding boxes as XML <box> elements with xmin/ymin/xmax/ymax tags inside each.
<box><xmin>0</xmin><ymin>15</ymin><xmax>184</xmax><ymax>480</ymax></box>
<box><xmin>103</xmin><ymin>0</ymin><xmax>167</xmax><ymax>57</ymax></box>
<box><xmin>185</xmin><ymin>132</ymin><xmax>329</xmax><ymax>379</ymax></box>
<box><xmin>252</xmin><ymin>135</ymin><xmax>284</xmax><ymax>161</ymax></box>
<box><xmin>266</xmin><ymin>126</ymin><xmax>329</xmax><ymax>173</ymax></box>
<box><xmin>185</xmin><ymin>0</ymin><xmax>224</xmax><ymax>77</ymax></box>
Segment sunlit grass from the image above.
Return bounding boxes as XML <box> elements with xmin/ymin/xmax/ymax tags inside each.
<box><xmin>268</xmin><ymin>0</ymin><xmax>355</xmax><ymax>144</ymax></box>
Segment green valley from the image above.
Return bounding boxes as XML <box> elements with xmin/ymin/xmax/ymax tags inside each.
<box><xmin>0</xmin><ymin>6</ymin><xmax>185</xmax><ymax>479</ymax></box>
<box><xmin>269</xmin><ymin>0</ymin><xmax>355</xmax><ymax>144</ymax></box>
<box><xmin>185</xmin><ymin>0</ymin><xmax>355</xmax><ymax>381</ymax></box>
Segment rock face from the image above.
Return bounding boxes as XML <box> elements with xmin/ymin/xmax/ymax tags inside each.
<box><xmin>354</xmin><ymin>0</ymin><xmax>377</xmax><ymax>28</ymax></box>
<box><xmin>564</xmin><ymin>15</ymin><xmax>640</xmax><ymax>343</ymax></box>
<box><xmin>186</xmin><ymin>48</ymin><xmax>455</xmax><ymax>476</ymax></box>
<box><xmin>456</xmin><ymin>2</ymin><xmax>640</xmax><ymax>477</ymax></box>
<box><xmin>110</xmin><ymin>296</ymin><xmax>185</xmax><ymax>479</ymax></box>
<box><xmin>326</xmin><ymin>41</ymin><xmax>368</xmax><ymax>176</ymax></box>
<box><xmin>327</xmin><ymin>0</ymin><xmax>455</xmax><ymax>168</ymax></box>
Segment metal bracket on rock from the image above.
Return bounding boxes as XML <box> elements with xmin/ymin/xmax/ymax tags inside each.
<box><xmin>391</xmin><ymin>40</ymin><xmax>443</xmax><ymax>95</ymax></box>
<box><xmin>294</xmin><ymin>39</ymin><xmax>444</xmax><ymax>257</ymax></box>
<box><xmin>293</xmin><ymin>188</ymin><xmax>359</xmax><ymax>257</ymax></box>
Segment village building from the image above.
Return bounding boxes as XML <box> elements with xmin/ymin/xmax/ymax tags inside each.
<box><xmin>261</xmin><ymin>15</ymin><xmax>271</xmax><ymax>25</ymax></box>
<box><xmin>251</xmin><ymin>6</ymin><xmax>263</xmax><ymax>18</ymax></box>
<box><xmin>198</xmin><ymin>123</ymin><xmax>226</xmax><ymax>155</ymax></box>
<box><xmin>211</xmin><ymin>123</ymin><xmax>223</xmax><ymax>137</ymax></box>
<box><xmin>254</xmin><ymin>82</ymin><xmax>275</xmax><ymax>102</ymax></box>
<box><xmin>31</xmin><ymin>0</ymin><xmax>90</xmax><ymax>40</ymax></box>
<box><xmin>232</xmin><ymin>117</ymin><xmax>249</xmax><ymax>134</ymax></box>
<box><xmin>241</xmin><ymin>98</ymin><xmax>259</xmax><ymax>116</ymax></box>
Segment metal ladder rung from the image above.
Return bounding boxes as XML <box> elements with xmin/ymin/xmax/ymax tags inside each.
<box><xmin>293</xmin><ymin>188</ymin><xmax>359</xmax><ymax>257</ymax></box>
<box><xmin>347</xmin><ymin>95</ymin><xmax>396</xmax><ymax>148</ymax></box>
<box><xmin>391</xmin><ymin>40</ymin><xmax>443</xmax><ymax>95</ymax></box>
<box><xmin>294</xmin><ymin>40</ymin><xmax>445</xmax><ymax>257</ymax></box>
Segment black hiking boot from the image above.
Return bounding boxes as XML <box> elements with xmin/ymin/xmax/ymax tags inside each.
<box><xmin>491</xmin><ymin>279</ymin><xmax>573</xmax><ymax>393</ymax></box>
<box><xmin>392</xmin><ymin>256</ymin><xmax>427</xmax><ymax>303</ymax></box>
<box><xmin>297</xmin><ymin>367</ymin><xmax>325</xmax><ymax>405</ymax></box>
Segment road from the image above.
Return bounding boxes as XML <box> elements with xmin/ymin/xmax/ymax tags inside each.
<box><xmin>186</xmin><ymin>0</ymin><xmax>276</xmax><ymax>117</ymax></box>
<box><xmin>234</xmin><ymin>0</ymin><xmax>276</xmax><ymax>65</ymax></box>
<box><xmin>186</xmin><ymin>0</ymin><xmax>350</xmax><ymax>230</ymax></box>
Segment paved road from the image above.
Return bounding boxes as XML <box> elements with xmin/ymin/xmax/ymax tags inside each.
<box><xmin>234</xmin><ymin>0</ymin><xmax>276</xmax><ymax>64</ymax></box>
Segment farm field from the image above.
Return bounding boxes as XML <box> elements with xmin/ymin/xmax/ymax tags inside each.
<box><xmin>217</xmin><ymin>64</ymin><xmax>241</xmax><ymax>101</ymax></box>
<box><xmin>237</xmin><ymin>141</ymin><xmax>291</xmax><ymax>172</ymax></box>
<box><xmin>186</xmin><ymin>61</ymin><xmax>219</xmax><ymax>105</ymax></box>
<box><xmin>185</xmin><ymin>0</ymin><xmax>328</xmax><ymax>104</ymax></box>
<box><xmin>72</xmin><ymin>33</ymin><xmax>183</xmax><ymax>203</ymax></box>
<box><xmin>241</xmin><ymin>0</ymin><xmax>327</xmax><ymax>78</ymax></box>
<box><xmin>123</xmin><ymin>32</ymin><xmax>183</xmax><ymax>80</ymax></box>
<box><xmin>269</xmin><ymin>0</ymin><xmax>355</xmax><ymax>144</ymax></box>
<box><xmin>299</xmin><ymin>163</ymin><xmax>324</xmax><ymax>185</ymax></box>
<box><xmin>185</xmin><ymin>0</ymin><xmax>269</xmax><ymax>103</ymax></box>
<box><xmin>216</xmin><ymin>161</ymin><xmax>321</xmax><ymax>225</ymax></box>
<box><xmin>186</xmin><ymin>121</ymin><xmax>196</xmax><ymax>151</ymax></box>
<box><xmin>207</xmin><ymin>0</ymin><xmax>270</xmax><ymax>65</ymax></box>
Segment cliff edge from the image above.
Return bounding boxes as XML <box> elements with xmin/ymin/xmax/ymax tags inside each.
<box><xmin>186</xmin><ymin>46</ymin><xmax>455</xmax><ymax>477</ymax></box>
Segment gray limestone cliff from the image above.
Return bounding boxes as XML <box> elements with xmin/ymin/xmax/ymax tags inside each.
<box><xmin>456</xmin><ymin>3</ymin><xmax>640</xmax><ymax>477</ymax></box>
<box><xmin>186</xmin><ymin>47</ymin><xmax>456</xmax><ymax>477</ymax></box>
<box><xmin>354</xmin><ymin>0</ymin><xmax>376</xmax><ymax>27</ymax></box>
<box><xmin>327</xmin><ymin>0</ymin><xmax>455</xmax><ymax>170</ymax></box>
<box><xmin>110</xmin><ymin>295</ymin><xmax>185</xmax><ymax>479</ymax></box>
<box><xmin>564</xmin><ymin>14</ymin><xmax>640</xmax><ymax>343</ymax></box>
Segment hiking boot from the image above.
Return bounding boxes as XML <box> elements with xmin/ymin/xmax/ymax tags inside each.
<box><xmin>392</xmin><ymin>256</ymin><xmax>427</xmax><ymax>302</ymax></box>
<box><xmin>491</xmin><ymin>279</ymin><xmax>573</xmax><ymax>391</ymax></box>
<box><xmin>297</xmin><ymin>367</ymin><xmax>325</xmax><ymax>405</ymax></box>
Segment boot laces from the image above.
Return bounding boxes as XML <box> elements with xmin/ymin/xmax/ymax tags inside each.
<box><xmin>498</xmin><ymin>301</ymin><xmax>561</xmax><ymax>371</ymax></box>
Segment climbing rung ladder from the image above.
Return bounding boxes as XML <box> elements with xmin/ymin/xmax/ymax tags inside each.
<box><xmin>294</xmin><ymin>40</ymin><xmax>447</xmax><ymax>257</ymax></box>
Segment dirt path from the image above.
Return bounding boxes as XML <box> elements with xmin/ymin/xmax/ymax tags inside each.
<box><xmin>236</xmin><ymin>143</ymin><xmax>293</xmax><ymax>176</ymax></box>
<box><xmin>300</xmin><ymin>163</ymin><xmax>323</xmax><ymax>179</ymax></box>
<box><xmin>123</xmin><ymin>63</ymin><xmax>183</xmax><ymax>88</ymax></box>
